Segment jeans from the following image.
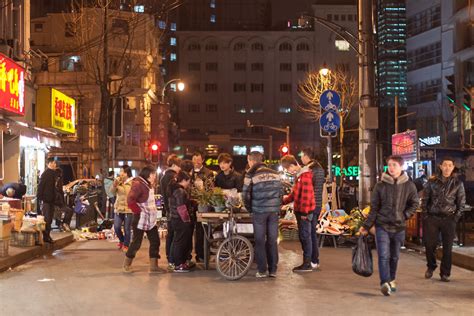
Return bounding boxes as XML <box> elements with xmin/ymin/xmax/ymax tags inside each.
<box><xmin>253</xmin><ymin>212</ymin><xmax>279</xmax><ymax>274</ymax></box>
<box><xmin>310</xmin><ymin>207</ymin><xmax>321</xmax><ymax>264</ymax></box>
<box><xmin>296</xmin><ymin>213</ymin><xmax>312</xmax><ymax>261</ymax></box>
<box><xmin>423</xmin><ymin>215</ymin><xmax>456</xmax><ymax>277</ymax></box>
<box><xmin>126</xmin><ymin>214</ymin><xmax>160</xmax><ymax>259</ymax></box>
<box><xmin>375</xmin><ymin>226</ymin><xmax>405</xmax><ymax>285</ymax></box>
<box><xmin>171</xmin><ymin>218</ymin><xmax>193</xmax><ymax>266</ymax></box>
<box><xmin>42</xmin><ymin>202</ymin><xmax>55</xmax><ymax>240</ymax></box>
<box><xmin>166</xmin><ymin>220</ymin><xmax>175</xmax><ymax>264</ymax></box>
<box><xmin>114</xmin><ymin>213</ymin><xmax>133</xmax><ymax>247</ymax></box>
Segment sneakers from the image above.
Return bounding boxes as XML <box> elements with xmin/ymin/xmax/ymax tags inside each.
<box><xmin>292</xmin><ymin>263</ymin><xmax>312</xmax><ymax>273</ymax></box>
<box><xmin>62</xmin><ymin>223</ymin><xmax>71</xmax><ymax>232</ymax></box>
<box><xmin>255</xmin><ymin>271</ymin><xmax>268</xmax><ymax>278</ymax></box>
<box><xmin>311</xmin><ymin>262</ymin><xmax>320</xmax><ymax>270</ymax></box>
<box><xmin>268</xmin><ymin>272</ymin><xmax>277</xmax><ymax>278</ymax></box>
<box><xmin>440</xmin><ymin>275</ymin><xmax>450</xmax><ymax>282</ymax></box>
<box><xmin>186</xmin><ymin>260</ymin><xmax>196</xmax><ymax>269</ymax></box>
<box><xmin>167</xmin><ymin>263</ymin><xmax>175</xmax><ymax>272</ymax></box>
<box><xmin>381</xmin><ymin>282</ymin><xmax>391</xmax><ymax>296</ymax></box>
<box><xmin>425</xmin><ymin>268</ymin><xmax>434</xmax><ymax>279</ymax></box>
<box><xmin>123</xmin><ymin>257</ymin><xmax>133</xmax><ymax>273</ymax></box>
<box><xmin>389</xmin><ymin>281</ymin><xmax>397</xmax><ymax>292</ymax></box>
<box><xmin>174</xmin><ymin>263</ymin><xmax>191</xmax><ymax>273</ymax></box>
<box><xmin>117</xmin><ymin>242</ymin><xmax>123</xmax><ymax>250</ymax></box>
<box><xmin>122</xmin><ymin>246</ymin><xmax>129</xmax><ymax>253</ymax></box>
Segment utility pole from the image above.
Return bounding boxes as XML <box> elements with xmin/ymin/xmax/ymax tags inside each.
<box><xmin>395</xmin><ymin>95</ymin><xmax>399</xmax><ymax>134</ymax></box>
<box><xmin>358</xmin><ymin>0</ymin><xmax>377</xmax><ymax>207</ymax></box>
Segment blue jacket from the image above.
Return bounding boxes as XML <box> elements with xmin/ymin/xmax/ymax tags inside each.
<box><xmin>242</xmin><ymin>163</ymin><xmax>283</xmax><ymax>213</ymax></box>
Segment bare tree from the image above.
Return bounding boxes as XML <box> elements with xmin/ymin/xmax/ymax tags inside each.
<box><xmin>297</xmin><ymin>68</ymin><xmax>358</xmax><ymax>178</ymax></box>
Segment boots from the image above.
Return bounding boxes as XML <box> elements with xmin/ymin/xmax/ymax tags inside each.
<box><xmin>123</xmin><ymin>257</ymin><xmax>133</xmax><ymax>273</ymax></box>
<box><xmin>292</xmin><ymin>258</ymin><xmax>312</xmax><ymax>273</ymax></box>
<box><xmin>149</xmin><ymin>258</ymin><xmax>160</xmax><ymax>274</ymax></box>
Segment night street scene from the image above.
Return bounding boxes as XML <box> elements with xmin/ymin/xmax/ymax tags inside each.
<box><xmin>0</xmin><ymin>0</ymin><xmax>473</xmax><ymax>315</ymax></box>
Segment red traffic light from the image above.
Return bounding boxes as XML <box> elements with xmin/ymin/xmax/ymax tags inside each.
<box><xmin>281</xmin><ymin>145</ymin><xmax>289</xmax><ymax>154</ymax></box>
<box><xmin>151</xmin><ymin>143</ymin><xmax>159</xmax><ymax>151</ymax></box>
<box><xmin>279</xmin><ymin>143</ymin><xmax>289</xmax><ymax>156</ymax></box>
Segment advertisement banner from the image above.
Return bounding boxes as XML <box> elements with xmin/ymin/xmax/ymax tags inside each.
<box><xmin>0</xmin><ymin>53</ymin><xmax>25</xmax><ymax>115</ymax></box>
<box><xmin>392</xmin><ymin>130</ymin><xmax>418</xmax><ymax>162</ymax></box>
<box><xmin>36</xmin><ymin>87</ymin><xmax>76</xmax><ymax>134</ymax></box>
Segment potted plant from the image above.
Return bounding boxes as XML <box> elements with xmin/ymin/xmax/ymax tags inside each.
<box><xmin>210</xmin><ymin>188</ymin><xmax>226</xmax><ymax>212</ymax></box>
<box><xmin>192</xmin><ymin>187</ymin><xmax>211</xmax><ymax>212</ymax></box>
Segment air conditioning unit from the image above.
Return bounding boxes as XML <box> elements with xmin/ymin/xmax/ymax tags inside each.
<box><xmin>6</xmin><ymin>39</ymin><xmax>22</xmax><ymax>60</ymax></box>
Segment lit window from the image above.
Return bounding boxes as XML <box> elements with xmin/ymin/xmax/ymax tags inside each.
<box><xmin>335</xmin><ymin>40</ymin><xmax>350</xmax><ymax>51</ymax></box>
<box><xmin>158</xmin><ymin>21</ymin><xmax>166</xmax><ymax>29</ymax></box>
<box><xmin>134</xmin><ymin>5</ymin><xmax>145</xmax><ymax>13</ymax></box>
<box><xmin>170</xmin><ymin>23</ymin><xmax>177</xmax><ymax>31</ymax></box>
<box><xmin>170</xmin><ymin>83</ymin><xmax>177</xmax><ymax>91</ymax></box>
<box><xmin>233</xmin><ymin>145</ymin><xmax>247</xmax><ymax>156</ymax></box>
<box><xmin>170</xmin><ymin>37</ymin><xmax>177</xmax><ymax>46</ymax></box>
<box><xmin>210</xmin><ymin>14</ymin><xmax>216</xmax><ymax>23</ymax></box>
<box><xmin>170</xmin><ymin>53</ymin><xmax>177</xmax><ymax>61</ymax></box>
<box><xmin>250</xmin><ymin>145</ymin><xmax>264</xmax><ymax>154</ymax></box>
<box><xmin>210</xmin><ymin>0</ymin><xmax>216</xmax><ymax>8</ymax></box>
<box><xmin>235</xmin><ymin>105</ymin><xmax>246</xmax><ymax>113</ymax></box>
<box><xmin>279</xmin><ymin>107</ymin><xmax>291</xmax><ymax>113</ymax></box>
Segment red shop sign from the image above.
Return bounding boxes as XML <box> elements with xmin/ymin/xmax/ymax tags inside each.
<box><xmin>0</xmin><ymin>53</ymin><xmax>25</xmax><ymax>115</ymax></box>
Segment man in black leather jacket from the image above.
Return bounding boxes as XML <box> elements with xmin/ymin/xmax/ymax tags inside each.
<box><xmin>422</xmin><ymin>157</ymin><xmax>466</xmax><ymax>282</ymax></box>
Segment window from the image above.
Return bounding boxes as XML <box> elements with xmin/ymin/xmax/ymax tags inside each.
<box><xmin>170</xmin><ymin>37</ymin><xmax>177</xmax><ymax>46</ymax></box>
<box><xmin>249</xmin><ymin>106</ymin><xmax>263</xmax><ymax>113</ymax></box>
<box><xmin>341</xmin><ymin>14</ymin><xmax>346</xmax><ymax>21</ymax></box>
<box><xmin>251</xmin><ymin>83</ymin><xmax>264</xmax><ymax>92</ymax></box>
<box><xmin>235</xmin><ymin>105</ymin><xmax>246</xmax><ymax>113</ymax></box>
<box><xmin>279</xmin><ymin>42</ymin><xmax>292</xmax><ymax>51</ymax></box>
<box><xmin>233</xmin><ymin>83</ymin><xmax>246</xmax><ymax>92</ymax></box>
<box><xmin>280</xmin><ymin>63</ymin><xmax>292</xmax><ymax>71</ymax></box>
<box><xmin>234</xmin><ymin>63</ymin><xmax>246</xmax><ymax>71</ymax></box>
<box><xmin>205</xmin><ymin>43</ymin><xmax>218</xmax><ymax>51</ymax></box>
<box><xmin>210</xmin><ymin>0</ymin><xmax>216</xmax><ymax>8</ymax></box>
<box><xmin>234</xmin><ymin>42</ymin><xmax>246</xmax><ymax>51</ymax></box>
<box><xmin>334</xmin><ymin>15</ymin><xmax>339</xmax><ymax>21</ymax></box>
<box><xmin>251</xmin><ymin>63</ymin><xmax>264</xmax><ymax>71</ymax></box>
<box><xmin>251</xmin><ymin>42</ymin><xmax>264</xmax><ymax>51</ymax></box>
<box><xmin>188</xmin><ymin>43</ymin><xmax>201</xmax><ymax>51</ymax></box>
<box><xmin>296</xmin><ymin>42</ymin><xmax>309</xmax><ymax>51</ymax></box>
<box><xmin>158</xmin><ymin>20</ymin><xmax>166</xmax><ymax>29</ymax></box>
<box><xmin>408</xmin><ymin>79</ymin><xmax>441</xmax><ymax>105</ymax></box>
<box><xmin>188</xmin><ymin>63</ymin><xmax>200</xmax><ymax>71</ymax></box>
<box><xmin>134</xmin><ymin>5</ymin><xmax>145</xmax><ymax>13</ymax></box>
<box><xmin>233</xmin><ymin>145</ymin><xmax>247</xmax><ymax>155</ymax></box>
<box><xmin>205</xmin><ymin>62</ymin><xmax>218</xmax><ymax>71</ymax></box>
<box><xmin>327</xmin><ymin>14</ymin><xmax>332</xmax><ymax>22</ymax></box>
<box><xmin>251</xmin><ymin>127</ymin><xmax>263</xmax><ymax>134</ymax></box>
<box><xmin>280</xmin><ymin>84</ymin><xmax>292</xmax><ymax>92</ymax></box>
<box><xmin>407</xmin><ymin>5</ymin><xmax>440</xmax><ymax>37</ymax></box>
<box><xmin>297</xmin><ymin>63</ymin><xmax>309</xmax><ymax>72</ymax></box>
<box><xmin>206</xmin><ymin>104</ymin><xmax>217</xmax><ymax>112</ymax></box>
<box><xmin>65</xmin><ymin>22</ymin><xmax>75</xmax><ymax>37</ymax></box>
<box><xmin>210</xmin><ymin>14</ymin><xmax>216</xmax><ymax>23</ymax></box>
<box><xmin>188</xmin><ymin>104</ymin><xmax>200</xmax><ymax>113</ymax></box>
<box><xmin>348</xmin><ymin>15</ymin><xmax>353</xmax><ymax>21</ymax></box>
<box><xmin>407</xmin><ymin>42</ymin><xmax>441</xmax><ymax>71</ymax></box>
<box><xmin>250</xmin><ymin>145</ymin><xmax>264</xmax><ymax>153</ymax></box>
<box><xmin>170</xmin><ymin>53</ymin><xmax>177</xmax><ymax>61</ymax></box>
<box><xmin>279</xmin><ymin>107</ymin><xmax>291</xmax><ymax>113</ymax></box>
<box><xmin>190</xmin><ymin>83</ymin><xmax>200</xmax><ymax>91</ymax></box>
<box><xmin>170</xmin><ymin>23</ymin><xmax>177</xmax><ymax>31</ymax></box>
<box><xmin>112</xmin><ymin>18</ymin><xmax>129</xmax><ymax>34</ymax></box>
<box><xmin>60</xmin><ymin>55</ymin><xmax>82</xmax><ymax>72</ymax></box>
<box><xmin>335</xmin><ymin>40</ymin><xmax>350</xmax><ymax>51</ymax></box>
<box><xmin>170</xmin><ymin>83</ymin><xmax>177</xmax><ymax>91</ymax></box>
<box><xmin>34</xmin><ymin>23</ymin><xmax>43</xmax><ymax>32</ymax></box>
<box><xmin>205</xmin><ymin>83</ymin><xmax>218</xmax><ymax>92</ymax></box>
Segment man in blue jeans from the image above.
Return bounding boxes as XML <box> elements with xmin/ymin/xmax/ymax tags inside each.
<box><xmin>360</xmin><ymin>155</ymin><xmax>418</xmax><ymax>296</ymax></box>
<box><xmin>242</xmin><ymin>151</ymin><xmax>283</xmax><ymax>278</ymax></box>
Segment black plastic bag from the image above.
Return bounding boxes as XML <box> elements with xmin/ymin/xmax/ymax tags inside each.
<box><xmin>352</xmin><ymin>235</ymin><xmax>373</xmax><ymax>277</ymax></box>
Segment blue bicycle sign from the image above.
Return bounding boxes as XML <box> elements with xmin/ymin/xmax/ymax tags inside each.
<box><xmin>320</xmin><ymin>90</ymin><xmax>341</xmax><ymax>112</ymax></box>
<box><xmin>320</xmin><ymin>111</ymin><xmax>341</xmax><ymax>133</ymax></box>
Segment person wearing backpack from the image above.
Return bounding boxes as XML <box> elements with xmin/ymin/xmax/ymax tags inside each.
<box><xmin>359</xmin><ymin>155</ymin><xmax>419</xmax><ymax>296</ymax></box>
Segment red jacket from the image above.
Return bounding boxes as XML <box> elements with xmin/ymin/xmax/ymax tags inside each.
<box><xmin>283</xmin><ymin>167</ymin><xmax>315</xmax><ymax>214</ymax></box>
<box><xmin>127</xmin><ymin>177</ymin><xmax>152</xmax><ymax>215</ymax></box>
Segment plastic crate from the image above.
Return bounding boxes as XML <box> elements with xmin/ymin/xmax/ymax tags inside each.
<box><xmin>280</xmin><ymin>229</ymin><xmax>299</xmax><ymax>241</ymax></box>
<box><xmin>10</xmin><ymin>231</ymin><xmax>36</xmax><ymax>247</ymax></box>
<box><xmin>0</xmin><ymin>238</ymin><xmax>9</xmax><ymax>257</ymax></box>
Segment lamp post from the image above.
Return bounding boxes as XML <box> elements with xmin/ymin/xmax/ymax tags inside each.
<box><xmin>247</xmin><ymin>120</ymin><xmax>290</xmax><ymax>156</ymax></box>
<box><xmin>161</xmin><ymin>78</ymin><xmax>185</xmax><ymax>103</ymax></box>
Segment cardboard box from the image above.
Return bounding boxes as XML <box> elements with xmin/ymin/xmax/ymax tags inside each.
<box><xmin>0</xmin><ymin>219</ymin><xmax>13</xmax><ymax>239</ymax></box>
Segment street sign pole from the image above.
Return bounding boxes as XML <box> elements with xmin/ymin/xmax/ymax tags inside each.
<box><xmin>320</xmin><ymin>89</ymin><xmax>341</xmax><ymax>184</ymax></box>
<box><xmin>327</xmin><ymin>135</ymin><xmax>332</xmax><ymax>182</ymax></box>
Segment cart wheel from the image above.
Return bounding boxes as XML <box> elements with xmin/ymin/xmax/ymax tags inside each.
<box><xmin>216</xmin><ymin>235</ymin><xmax>254</xmax><ymax>281</ymax></box>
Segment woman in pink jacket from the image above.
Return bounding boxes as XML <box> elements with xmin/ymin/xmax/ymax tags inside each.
<box><xmin>123</xmin><ymin>165</ymin><xmax>161</xmax><ymax>273</ymax></box>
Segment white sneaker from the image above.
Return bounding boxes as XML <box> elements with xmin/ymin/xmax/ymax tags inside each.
<box><xmin>311</xmin><ymin>262</ymin><xmax>320</xmax><ymax>270</ymax></box>
<box><xmin>255</xmin><ymin>271</ymin><xmax>268</xmax><ymax>278</ymax></box>
<box><xmin>381</xmin><ymin>282</ymin><xmax>392</xmax><ymax>296</ymax></box>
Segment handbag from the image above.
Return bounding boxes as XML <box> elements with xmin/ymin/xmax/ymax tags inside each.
<box><xmin>176</xmin><ymin>204</ymin><xmax>191</xmax><ymax>223</ymax></box>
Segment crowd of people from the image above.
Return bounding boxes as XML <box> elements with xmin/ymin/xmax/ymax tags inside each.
<box><xmin>29</xmin><ymin>150</ymin><xmax>466</xmax><ymax>296</ymax></box>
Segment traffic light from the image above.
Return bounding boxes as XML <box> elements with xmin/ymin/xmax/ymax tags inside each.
<box><xmin>462</xmin><ymin>87</ymin><xmax>472</xmax><ymax>111</ymax></box>
<box><xmin>150</xmin><ymin>141</ymin><xmax>161</xmax><ymax>163</ymax></box>
<box><xmin>446</xmin><ymin>75</ymin><xmax>456</xmax><ymax>104</ymax></box>
<box><xmin>279</xmin><ymin>143</ymin><xmax>289</xmax><ymax>157</ymax></box>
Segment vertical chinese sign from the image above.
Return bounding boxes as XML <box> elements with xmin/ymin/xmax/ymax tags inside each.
<box><xmin>0</xmin><ymin>53</ymin><xmax>25</xmax><ymax>115</ymax></box>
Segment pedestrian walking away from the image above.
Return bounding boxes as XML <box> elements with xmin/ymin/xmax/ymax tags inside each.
<box><xmin>281</xmin><ymin>155</ymin><xmax>315</xmax><ymax>273</ymax></box>
<box><xmin>422</xmin><ymin>156</ymin><xmax>465</xmax><ymax>282</ymax></box>
<box><xmin>111</xmin><ymin>165</ymin><xmax>133</xmax><ymax>252</ymax></box>
<box><xmin>123</xmin><ymin>165</ymin><xmax>161</xmax><ymax>273</ymax></box>
<box><xmin>37</xmin><ymin>157</ymin><xmax>59</xmax><ymax>243</ymax></box>
<box><xmin>242</xmin><ymin>151</ymin><xmax>283</xmax><ymax>278</ymax></box>
<box><xmin>301</xmin><ymin>147</ymin><xmax>325</xmax><ymax>270</ymax></box>
<box><xmin>359</xmin><ymin>155</ymin><xmax>419</xmax><ymax>296</ymax></box>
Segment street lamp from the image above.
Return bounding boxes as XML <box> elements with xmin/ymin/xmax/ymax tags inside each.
<box><xmin>161</xmin><ymin>78</ymin><xmax>185</xmax><ymax>103</ymax></box>
<box><xmin>247</xmin><ymin>120</ymin><xmax>290</xmax><ymax>155</ymax></box>
<box><xmin>319</xmin><ymin>63</ymin><xmax>330</xmax><ymax>77</ymax></box>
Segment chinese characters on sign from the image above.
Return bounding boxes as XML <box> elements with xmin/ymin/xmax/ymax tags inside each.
<box><xmin>51</xmin><ymin>89</ymin><xmax>76</xmax><ymax>133</ymax></box>
<box><xmin>392</xmin><ymin>130</ymin><xmax>418</xmax><ymax>162</ymax></box>
<box><xmin>0</xmin><ymin>53</ymin><xmax>25</xmax><ymax>115</ymax></box>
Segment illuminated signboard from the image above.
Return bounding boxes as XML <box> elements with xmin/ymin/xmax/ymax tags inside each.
<box><xmin>0</xmin><ymin>53</ymin><xmax>25</xmax><ymax>115</ymax></box>
<box><xmin>392</xmin><ymin>130</ymin><xmax>418</xmax><ymax>162</ymax></box>
<box><xmin>36</xmin><ymin>88</ymin><xmax>76</xmax><ymax>133</ymax></box>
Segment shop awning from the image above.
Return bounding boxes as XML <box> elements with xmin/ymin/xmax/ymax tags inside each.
<box><xmin>1</xmin><ymin>118</ymin><xmax>61</xmax><ymax>148</ymax></box>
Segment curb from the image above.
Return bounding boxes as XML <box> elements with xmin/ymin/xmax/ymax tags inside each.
<box><xmin>405</xmin><ymin>241</ymin><xmax>474</xmax><ymax>271</ymax></box>
<box><xmin>0</xmin><ymin>233</ymin><xmax>74</xmax><ymax>273</ymax></box>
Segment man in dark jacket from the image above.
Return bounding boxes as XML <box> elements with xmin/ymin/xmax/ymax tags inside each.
<box><xmin>360</xmin><ymin>155</ymin><xmax>419</xmax><ymax>296</ymax></box>
<box><xmin>0</xmin><ymin>182</ymin><xmax>27</xmax><ymax>199</ymax></box>
<box><xmin>214</xmin><ymin>153</ymin><xmax>243</xmax><ymax>191</ymax></box>
<box><xmin>422</xmin><ymin>157</ymin><xmax>465</xmax><ymax>282</ymax></box>
<box><xmin>159</xmin><ymin>154</ymin><xmax>181</xmax><ymax>270</ymax></box>
<box><xmin>242</xmin><ymin>151</ymin><xmax>283</xmax><ymax>278</ymax></box>
<box><xmin>37</xmin><ymin>157</ymin><xmax>58</xmax><ymax>243</ymax></box>
<box><xmin>301</xmin><ymin>147</ymin><xmax>325</xmax><ymax>270</ymax></box>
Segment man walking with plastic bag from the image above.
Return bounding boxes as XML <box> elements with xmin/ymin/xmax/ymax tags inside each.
<box><xmin>359</xmin><ymin>155</ymin><xmax>418</xmax><ymax>296</ymax></box>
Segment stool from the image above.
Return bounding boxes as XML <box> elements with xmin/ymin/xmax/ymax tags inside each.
<box><xmin>318</xmin><ymin>233</ymin><xmax>337</xmax><ymax>248</ymax></box>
